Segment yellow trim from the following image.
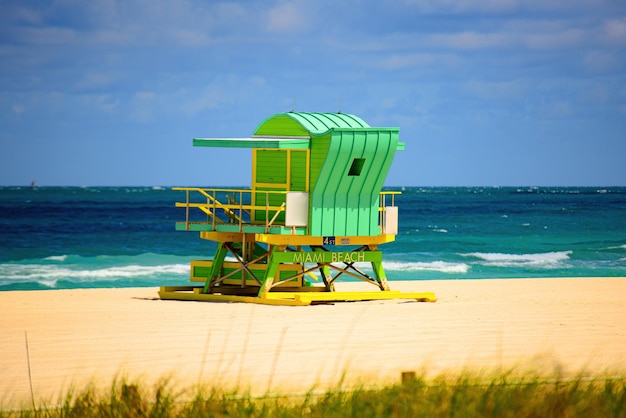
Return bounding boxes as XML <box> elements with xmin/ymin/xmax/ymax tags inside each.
<box><xmin>173</xmin><ymin>186</ymin><xmax>259</xmax><ymax>194</ymax></box>
<box><xmin>159</xmin><ymin>286</ymin><xmax>437</xmax><ymax>305</ymax></box>
<box><xmin>254</xmin><ymin>182</ymin><xmax>289</xmax><ymax>189</ymax></box>
<box><xmin>286</xmin><ymin>148</ymin><xmax>291</xmax><ymax>191</ymax></box>
<box><xmin>252</xmin><ymin>148</ymin><xmax>310</xmax><ymax>193</ymax></box>
<box><xmin>265</xmin><ymin>291</ymin><xmax>438</xmax><ymax>303</ymax></box>
<box><xmin>252</xmin><ymin>148</ymin><xmax>289</xmax><ymax>191</ymax></box>
<box><xmin>199</xmin><ymin>231</ymin><xmax>244</xmax><ymax>242</ymax></box>
<box><xmin>159</xmin><ymin>286</ymin><xmax>312</xmax><ymax>306</ymax></box>
<box><xmin>254</xmin><ymin>234</ymin><xmax>396</xmax><ymax>246</ymax></box>
<box><xmin>175</xmin><ymin>202</ymin><xmax>286</xmax><ymax>210</ymax></box>
<box><xmin>305</xmin><ymin>148</ymin><xmax>310</xmax><ymax>192</ymax></box>
<box><xmin>251</xmin><ymin>149</ymin><xmax>257</xmax><ymax>190</ymax></box>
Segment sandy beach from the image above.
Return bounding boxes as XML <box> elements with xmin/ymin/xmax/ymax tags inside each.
<box><xmin>1</xmin><ymin>278</ymin><xmax>625</xmax><ymax>407</ymax></box>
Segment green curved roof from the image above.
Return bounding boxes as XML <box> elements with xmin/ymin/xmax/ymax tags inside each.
<box><xmin>193</xmin><ymin>111</ymin><xmax>405</xmax><ymax>151</ymax></box>
<box><xmin>253</xmin><ymin>112</ymin><xmax>369</xmax><ymax>137</ymax></box>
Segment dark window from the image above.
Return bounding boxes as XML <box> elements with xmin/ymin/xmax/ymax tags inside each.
<box><xmin>348</xmin><ymin>158</ymin><xmax>366</xmax><ymax>176</ymax></box>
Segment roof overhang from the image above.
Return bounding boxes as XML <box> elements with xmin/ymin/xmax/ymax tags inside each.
<box><xmin>193</xmin><ymin>136</ymin><xmax>311</xmax><ymax>149</ymax></box>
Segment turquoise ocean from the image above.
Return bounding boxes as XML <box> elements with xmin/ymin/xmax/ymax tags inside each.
<box><xmin>1</xmin><ymin>186</ymin><xmax>625</xmax><ymax>291</ymax></box>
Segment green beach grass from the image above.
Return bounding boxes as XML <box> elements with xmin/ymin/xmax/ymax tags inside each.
<box><xmin>3</xmin><ymin>370</ymin><xmax>625</xmax><ymax>417</ymax></box>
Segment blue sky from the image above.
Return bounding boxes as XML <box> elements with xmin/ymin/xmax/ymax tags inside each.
<box><xmin>1</xmin><ymin>0</ymin><xmax>625</xmax><ymax>187</ymax></box>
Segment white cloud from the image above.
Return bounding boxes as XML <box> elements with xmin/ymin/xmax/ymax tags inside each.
<box><xmin>179</xmin><ymin>80</ymin><xmax>236</xmax><ymax>116</ymax></box>
<box><xmin>523</xmin><ymin>28</ymin><xmax>586</xmax><ymax>49</ymax></box>
<box><xmin>540</xmin><ymin>100</ymin><xmax>573</xmax><ymax>119</ymax></box>
<box><xmin>2</xmin><ymin>1</ymin><xmax>255</xmax><ymax>48</ymax></box>
<box><xmin>427</xmin><ymin>26</ymin><xmax>590</xmax><ymax>52</ymax></box>
<box><xmin>604</xmin><ymin>17</ymin><xmax>626</xmax><ymax>45</ymax></box>
<box><xmin>463</xmin><ymin>80</ymin><xmax>527</xmax><ymax>100</ymax></box>
<box><xmin>381</xmin><ymin>98</ymin><xmax>397</xmax><ymax>109</ymax></box>
<box><xmin>94</xmin><ymin>94</ymin><xmax>119</xmax><ymax>112</ymax></box>
<box><xmin>135</xmin><ymin>91</ymin><xmax>155</xmax><ymax>100</ymax></box>
<box><xmin>583</xmin><ymin>50</ymin><xmax>622</xmax><ymax>74</ymax></box>
<box><xmin>11</xmin><ymin>26</ymin><xmax>78</xmax><ymax>46</ymax></box>
<box><xmin>265</xmin><ymin>1</ymin><xmax>310</xmax><ymax>33</ymax></box>
<box><xmin>8</xmin><ymin>5</ymin><xmax>43</xmax><ymax>25</ymax></box>
<box><xmin>400</xmin><ymin>0</ymin><xmax>614</xmax><ymax>14</ymax></box>
<box><xmin>75</xmin><ymin>72</ymin><xmax>122</xmax><ymax>92</ymax></box>
<box><xmin>400</xmin><ymin>0</ymin><xmax>517</xmax><ymax>13</ymax></box>
<box><xmin>378</xmin><ymin>52</ymin><xmax>460</xmax><ymax>70</ymax></box>
<box><xmin>580</xmin><ymin>82</ymin><xmax>610</xmax><ymax>105</ymax></box>
<box><xmin>431</xmin><ymin>31</ymin><xmax>512</xmax><ymax>49</ymax></box>
<box><xmin>168</xmin><ymin>29</ymin><xmax>216</xmax><ymax>47</ymax></box>
<box><xmin>130</xmin><ymin>91</ymin><xmax>157</xmax><ymax>123</ymax></box>
<box><xmin>366</xmin><ymin>17</ymin><xmax>604</xmax><ymax>58</ymax></box>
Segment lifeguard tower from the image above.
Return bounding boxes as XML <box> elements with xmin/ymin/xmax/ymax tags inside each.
<box><xmin>159</xmin><ymin>112</ymin><xmax>435</xmax><ymax>305</ymax></box>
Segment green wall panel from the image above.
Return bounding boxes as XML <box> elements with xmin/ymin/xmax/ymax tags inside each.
<box><xmin>255</xmin><ymin>150</ymin><xmax>287</xmax><ymax>184</ymax></box>
<box><xmin>309</xmin><ymin>135</ymin><xmax>330</xmax><ymax>191</ymax></box>
<box><xmin>309</xmin><ymin>128</ymin><xmax>399</xmax><ymax>236</ymax></box>
<box><xmin>290</xmin><ymin>151</ymin><xmax>307</xmax><ymax>191</ymax></box>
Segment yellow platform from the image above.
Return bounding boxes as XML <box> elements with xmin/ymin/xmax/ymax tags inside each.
<box><xmin>159</xmin><ymin>286</ymin><xmax>437</xmax><ymax>306</ymax></box>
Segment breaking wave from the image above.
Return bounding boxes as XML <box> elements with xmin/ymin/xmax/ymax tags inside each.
<box><xmin>461</xmin><ymin>251</ymin><xmax>572</xmax><ymax>268</ymax></box>
<box><xmin>0</xmin><ymin>253</ymin><xmax>191</xmax><ymax>289</ymax></box>
<box><xmin>384</xmin><ymin>260</ymin><xmax>470</xmax><ymax>274</ymax></box>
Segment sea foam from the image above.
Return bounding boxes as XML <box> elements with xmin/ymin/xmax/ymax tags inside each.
<box><xmin>44</xmin><ymin>255</ymin><xmax>68</xmax><ymax>262</ymax></box>
<box><xmin>461</xmin><ymin>251</ymin><xmax>572</xmax><ymax>268</ymax></box>
<box><xmin>384</xmin><ymin>260</ymin><xmax>470</xmax><ymax>274</ymax></box>
<box><xmin>0</xmin><ymin>262</ymin><xmax>190</xmax><ymax>286</ymax></box>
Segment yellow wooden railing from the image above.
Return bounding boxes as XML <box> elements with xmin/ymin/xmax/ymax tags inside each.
<box><xmin>175</xmin><ymin>187</ymin><xmax>400</xmax><ymax>233</ymax></box>
<box><xmin>379</xmin><ymin>190</ymin><xmax>401</xmax><ymax>208</ymax></box>
<box><xmin>174</xmin><ymin>187</ymin><xmax>288</xmax><ymax>232</ymax></box>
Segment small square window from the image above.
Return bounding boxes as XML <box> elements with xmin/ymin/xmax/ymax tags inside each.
<box><xmin>348</xmin><ymin>158</ymin><xmax>366</xmax><ymax>176</ymax></box>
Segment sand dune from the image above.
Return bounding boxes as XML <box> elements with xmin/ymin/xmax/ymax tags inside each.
<box><xmin>1</xmin><ymin>278</ymin><xmax>625</xmax><ymax>408</ymax></box>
